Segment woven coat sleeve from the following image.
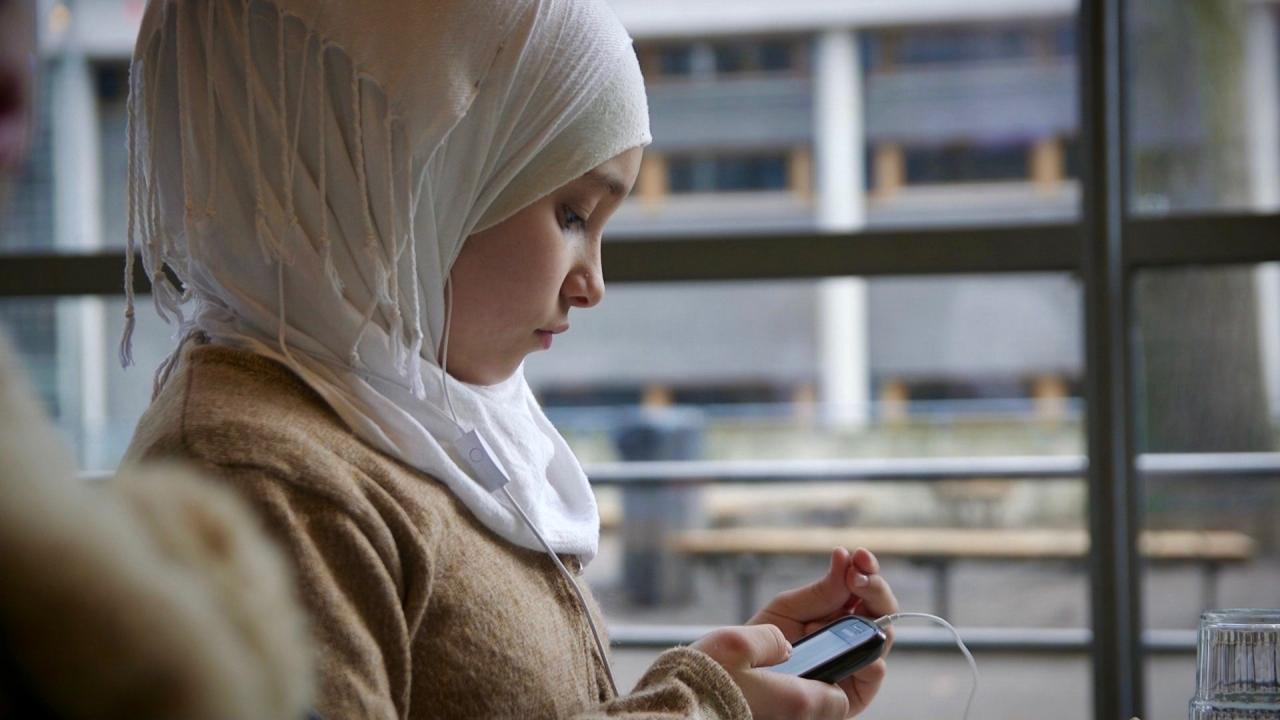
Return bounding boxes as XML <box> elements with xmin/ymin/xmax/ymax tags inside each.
<box><xmin>574</xmin><ymin>647</ymin><xmax>751</xmax><ymax>720</ymax></box>
<box><xmin>204</xmin><ymin>465</ymin><xmax>419</xmax><ymax>720</ymax></box>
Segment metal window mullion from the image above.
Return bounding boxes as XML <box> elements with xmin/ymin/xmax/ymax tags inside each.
<box><xmin>14</xmin><ymin>213</ymin><xmax>1280</xmax><ymax>297</ymax></box>
<box><xmin>0</xmin><ymin>226</ymin><xmax>1083</xmax><ymax>298</ymax></box>
<box><xmin>1126</xmin><ymin>214</ymin><xmax>1280</xmax><ymax>268</ymax></box>
<box><xmin>1080</xmin><ymin>0</ymin><xmax>1144</xmax><ymax>717</ymax></box>
<box><xmin>603</xmin><ymin>225</ymin><xmax>1079</xmax><ymax>282</ymax></box>
<box><xmin>609</xmin><ymin>625</ymin><xmax>1200</xmax><ymax>655</ymax></box>
<box><xmin>0</xmin><ymin>252</ymin><xmax>150</xmax><ymax>297</ymax></box>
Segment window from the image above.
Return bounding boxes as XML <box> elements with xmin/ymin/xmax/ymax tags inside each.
<box><xmin>524</xmin><ymin>275</ymin><xmax>1089</xmax><ymax>714</ymax></box>
<box><xmin>864</xmin><ymin>22</ymin><xmax>1073</xmax><ymax>71</ymax></box>
<box><xmin>1</xmin><ymin>296</ymin><xmax>169</xmax><ymax>470</ymax></box>
<box><xmin>894</xmin><ymin>25</ymin><xmax>1032</xmax><ymax>65</ymax></box>
<box><xmin>0</xmin><ymin>72</ymin><xmax>54</xmax><ymax>253</ymax></box>
<box><xmin>8</xmin><ymin>1</ymin><xmax>1280</xmax><ymax>716</ymax></box>
<box><xmin>1128</xmin><ymin>1</ymin><xmax>1280</xmax><ymax>215</ymax></box>
<box><xmin>1132</xmin><ymin>264</ymin><xmax>1280</xmax><ymax>717</ymax></box>
<box><xmin>667</xmin><ymin>153</ymin><xmax>789</xmax><ymax>193</ymax></box>
<box><xmin>1064</xmin><ymin>135</ymin><xmax>1082</xmax><ymax>179</ymax></box>
<box><xmin>0</xmin><ymin>299</ymin><xmax>60</xmax><ymax>416</ymax></box>
<box><xmin>642</xmin><ymin>38</ymin><xmax>801</xmax><ymax>80</ymax></box>
<box><xmin>657</xmin><ymin>45</ymin><xmax>693</xmax><ymax>77</ymax></box>
<box><xmin>862</xmin><ymin>20</ymin><xmax>1079</xmax><ymax>225</ymax></box>
<box><xmin>96</xmin><ymin>62</ymin><xmax>131</xmax><ymax>249</ymax></box>
<box><xmin>903</xmin><ymin>141</ymin><xmax>1030</xmax><ymax>184</ymax></box>
<box><xmin>712</xmin><ymin>39</ymin><xmax>795</xmax><ymax>75</ymax></box>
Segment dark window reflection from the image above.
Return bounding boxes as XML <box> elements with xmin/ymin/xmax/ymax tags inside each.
<box><xmin>904</xmin><ymin>142</ymin><xmax>1028</xmax><ymax>184</ymax></box>
<box><xmin>668</xmin><ymin>153</ymin><xmax>789</xmax><ymax>193</ymax></box>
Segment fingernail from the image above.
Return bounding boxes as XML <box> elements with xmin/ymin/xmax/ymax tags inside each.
<box><xmin>853</xmin><ymin>573</ymin><xmax>870</xmax><ymax>588</ymax></box>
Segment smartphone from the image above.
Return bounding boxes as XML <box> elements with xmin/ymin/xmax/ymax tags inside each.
<box><xmin>766</xmin><ymin>616</ymin><xmax>887</xmax><ymax>684</ymax></box>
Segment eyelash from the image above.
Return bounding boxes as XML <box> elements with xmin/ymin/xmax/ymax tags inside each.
<box><xmin>561</xmin><ymin>205</ymin><xmax>587</xmax><ymax>231</ymax></box>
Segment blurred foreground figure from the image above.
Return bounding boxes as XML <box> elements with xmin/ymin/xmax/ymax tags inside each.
<box><xmin>0</xmin><ymin>1</ymin><xmax>313</xmax><ymax>718</ymax></box>
<box><xmin>0</xmin><ymin>339</ymin><xmax>313</xmax><ymax>720</ymax></box>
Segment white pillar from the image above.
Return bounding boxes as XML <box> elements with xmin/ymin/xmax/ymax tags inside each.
<box><xmin>815</xmin><ymin>30</ymin><xmax>865</xmax><ymax>230</ymax></box>
<box><xmin>51</xmin><ymin>50</ymin><xmax>107</xmax><ymax>467</ymax></box>
<box><xmin>814</xmin><ymin>29</ymin><xmax>870</xmax><ymax>428</ymax></box>
<box><xmin>1245</xmin><ymin>2</ymin><xmax>1280</xmax><ymax>212</ymax></box>
<box><xmin>1245</xmin><ymin>6</ymin><xmax>1280</xmax><ymax>425</ymax></box>
<box><xmin>1258</xmin><ymin>264</ymin><xmax>1280</xmax><ymax>425</ymax></box>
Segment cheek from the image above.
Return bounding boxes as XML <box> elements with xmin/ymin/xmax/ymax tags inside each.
<box><xmin>496</xmin><ymin>226</ymin><xmax>573</xmax><ymax>300</ymax></box>
<box><xmin>452</xmin><ymin>236</ymin><xmax>565</xmax><ymax>332</ymax></box>
<box><xmin>526</xmin><ymin>238</ymin><xmax>572</xmax><ymax>288</ymax></box>
<box><xmin>485</xmin><ymin>245</ymin><xmax>563</xmax><ymax>305</ymax></box>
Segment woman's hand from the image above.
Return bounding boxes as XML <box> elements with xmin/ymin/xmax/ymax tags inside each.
<box><xmin>749</xmin><ymin>547</ymin><xmax>899</xmax><ymax>717</ymax></box>
<box><xmin>691</xmin><ymin>624</ymin><xmax>850</xmax><ymax>720</ymax></box>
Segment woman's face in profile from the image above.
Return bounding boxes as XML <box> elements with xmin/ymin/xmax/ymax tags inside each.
<box><xmin>447</xmin><ymin>147</ymin><xmax>643</xmax><ymax>385</ymax></box>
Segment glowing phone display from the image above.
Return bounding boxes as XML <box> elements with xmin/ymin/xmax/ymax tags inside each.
<box><xmin>767</xmin><ymin>616</ymin><xmax>887</xmax><ymax>684</ymax></box>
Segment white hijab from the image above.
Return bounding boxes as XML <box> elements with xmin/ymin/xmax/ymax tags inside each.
<box><xmin>122</xmin><ymin>0</ymin><xmax>651</xmax><ymax>562</ymax></box>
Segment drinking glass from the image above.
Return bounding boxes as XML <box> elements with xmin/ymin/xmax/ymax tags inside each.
<box><xmin>1189</xmin><ymin>609</ymin><xmax>1280</xmax><ymax>719</ymax></box>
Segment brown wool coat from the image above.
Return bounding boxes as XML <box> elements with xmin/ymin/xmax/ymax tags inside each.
<box><xmin>124</xmin><ymin>343</ymin><xmax>751</xmax><ymax>720</ymax></box>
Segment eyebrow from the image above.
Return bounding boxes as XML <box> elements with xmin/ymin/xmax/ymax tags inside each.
<box><xmin>582</xmin><ymin>168</ymin><xmax>627</xmax><ymax>198</ymax></box>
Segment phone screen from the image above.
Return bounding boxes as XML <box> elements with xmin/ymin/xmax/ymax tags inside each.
<box><xmin>768</xmin><ymin>618</ymin><xmax>879</xmax><ymax>676</ymax></box>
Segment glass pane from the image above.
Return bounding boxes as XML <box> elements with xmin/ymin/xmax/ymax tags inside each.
<box><xmin>624</xmin><ymin>14</ymin><xmax>1079</xmax><ymax>236</ymax></box>
<box><xmin>0</xmin><ymin>56</ymin><xmax>131</xmax><ymax>254</ymax></box>
<box><xmin>97</xmin><ymin>62</ymin><xmax>130</xmax><ymax>250</ymax></box>
<box><xmin>5</xmin><ymin>3</ymin><xmax>1094</xmax><ymax>717</ymax></box>
<box><xmin>0</xmin><ymin>296</ymin><xmax>174</xmax><ymax>471</ymax></box>
<box><xmin>1133</xmin><ymin>264</ymin><xmax>1280</xmax><ymax>718</ymax></box>
<box><xmin>713</xmin><ymin>154</ymin><xmax>787</xmax><ymax>190</ymax></box>
<box><xmin>0</xmin><ymin>70</ymin><xmax>54</xmax><ymax>252</ymax></box>
<box><xmin>525</xmin><ymin>274</ymin><xmax>1087</xmax><ymax>717</ymax></box>
<box><xmin>903</xmin><ymin>141</ymin><xmax>1032</xmax><ymax>185</ymax></box>
<box><xmin>665</xmin><ymin>153</ymin><xmax>790</xmax><ymax>194</ymax></box>
<box><xmin>621</xmin><ymin>651</ymin><xmax>1092</xmax><ymax>720</ymax></box>
<box><xmin>889</xmin><ymin>24</ymin><xmax>1036</xmax><ymax>66</ymax></box>
<box><xmin>655</xmin><ymin>45</ymin><xmax>694</xmax><ymax>77</ymax></box>
<box><xmin>861</xmin><ymin>18</ymin><xmax>1079</xmax><ymax>228</ymax></box>
<box><xmin>713</xmin><ymin>43</ymin><xmax>753</xmax><ymax>75</ymax></box>
<box><xmin>712</xmin><ymin>39</ymin><xmax>795</xmax><ymax>75</ymax></box>
<box><xmin>1128</xmin><ymin>2</ymin><xmax>1280</xmax><ymax>215</ymax></box>
<box><xmin>8</xmin><ymin>17</ymin><xmax>1084</xmax><ymax>256</ymax></box>
<box><xmin>757</xmin><ymin>41</ymin><xmax>794</xmax><ymax>73</ymax></box>
<box><xmin>0</xmin><ymin>298</ymin><xmax>60</xmax><ymax>414</ymax></box>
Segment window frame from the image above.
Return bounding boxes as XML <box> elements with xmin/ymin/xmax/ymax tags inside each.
<box><xmin>5</xmin><ymin>1</ymin><xmax>1280</xmax><ymax>717</ymax></box>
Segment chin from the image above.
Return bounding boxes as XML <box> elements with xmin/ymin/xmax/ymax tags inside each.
<box><xmin>453</xmin><ymin>361</ymin><xmax>522</xmax><ymax>387</ymax></box>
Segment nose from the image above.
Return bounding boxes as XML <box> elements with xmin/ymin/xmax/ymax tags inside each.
<box><xmin>564</xmin><ymin>247</ymin><xmax>605</xmax><ymax>309</ymax></box>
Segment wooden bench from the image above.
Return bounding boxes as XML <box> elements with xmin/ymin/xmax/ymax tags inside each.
<box><xmin>669</xmin><ymin>527</ymin><xmax>1256</xmax><ymax>621</ymax></box>
<box><xmin>597</xmin><ymin>484</ymin><xmax>868</xmax><ymax>531</ymax></box>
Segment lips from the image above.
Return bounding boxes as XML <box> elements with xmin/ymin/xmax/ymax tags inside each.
<box><xmin>534</xmin><ymin>323</ymin><xmax>567</xmax><ymax>350</ymax></box>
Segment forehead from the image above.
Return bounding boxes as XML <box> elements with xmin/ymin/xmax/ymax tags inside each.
<box><xmin>579</xmin><ymin>168</ymin><xmax>627</xmax><ymax>198</ymax></box>
<box><xmin>577</xmin><ymin>147</ymin><xmax>643</xmax><ymax>197</ymax></box>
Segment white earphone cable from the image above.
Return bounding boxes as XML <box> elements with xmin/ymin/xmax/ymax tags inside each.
<box><xmin>439</xmin><ymin>278</ymin><xmax>461</xmax><ymax>426</ymax></box>
<box><xmin>501</xmin><ymin>485</ymin><xmax>619</xmax><ymax>697</ymax></box>
<box><xmin>875</xmin><ymin>612</ymin><xmax>977</xmax><ymax>720</ymax></box>
<box><xmin>439</xmin><ymin>274</ymin><xmax>618</xmax><ymax>698</ymax></box>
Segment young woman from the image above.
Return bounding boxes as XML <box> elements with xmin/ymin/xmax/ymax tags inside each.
<box><xmin>120</xmin><ymin>0</ymin><xmax>899</xmax><ymax>718</ymax></box>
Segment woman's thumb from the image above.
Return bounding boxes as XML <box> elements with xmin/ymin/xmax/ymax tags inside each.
<box><xmin>695</xmin><ymin>624</ymin><xmax>793</xmax><ymax>670</ymax></box>
<box><xmin>743</xmin><ymin>624</ymin><xmax>793</xmax><ymax>668</ymax></box>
